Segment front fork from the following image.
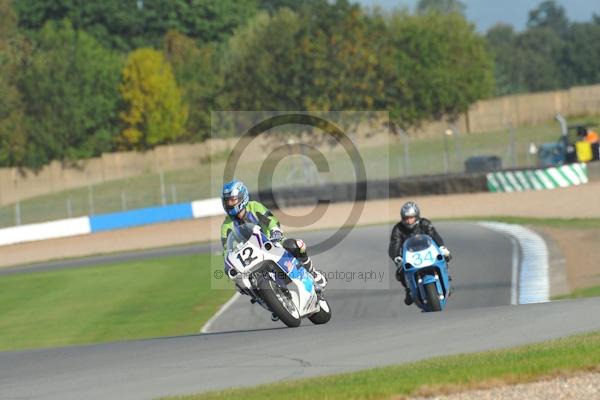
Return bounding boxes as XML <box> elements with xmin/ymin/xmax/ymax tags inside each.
<box><xmin>247</xmin><ymin>271</ymin><xmax>287</xmax><ymax>313</ymax></box>
<box><xmin>412</xmin><ymin>270</ymin><xmax>446</xmax><ymax>304</ymax></box>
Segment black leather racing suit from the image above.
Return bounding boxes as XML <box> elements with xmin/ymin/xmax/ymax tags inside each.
<box><xmin>388</xmin><ymin>218</ymin><xmax>445</xmax><ymax>288</ymax></box>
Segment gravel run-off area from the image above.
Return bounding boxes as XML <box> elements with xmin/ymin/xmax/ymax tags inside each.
<box><xmin>408</xmin><ymin>371</ymin><xmax>600</xmax><ymax>400</ymax></box>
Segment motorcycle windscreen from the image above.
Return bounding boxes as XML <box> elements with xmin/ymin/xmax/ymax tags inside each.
<box><xmin>225</xmin><ymin>222</ymin><xmax>256</xmax><ymax>253</ymax></box>
<box><xmin>404</xmin><ymin>235</ymin><xmax>433</xmax><ymax>252</ymax></box>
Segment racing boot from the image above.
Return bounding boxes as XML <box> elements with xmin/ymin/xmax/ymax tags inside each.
<box><xmin>447</xmin><ymin>273</ymin><xmax>454</xmax><ymax>296</ymax></box>
<box><xmin>395</xmin><ymin>267</ymin><xmax>404</xmax><ymax>283</ymax></box>
<box><xmin>395</xmin><ymin>264</ymin><xmax>408</xmax><ymax>285</ymax></box>
<box><xmin>396</xmin><ymin>268</ymin><xmax>413</xmax><ymax>305</ymax></box>
<box><xmin>301</xmin><ymin>257</ymin><xmax>327</xmax><ymax>292</ymax></box>
<box><xmin>271</xmin><ymin>312</ymin><xmax>280</xmax><ymax>322</ymax></box>
<box><xmin>446</xmin><ymin>263</ymin><xmax>454</xmax><ymax>296</ymax></box>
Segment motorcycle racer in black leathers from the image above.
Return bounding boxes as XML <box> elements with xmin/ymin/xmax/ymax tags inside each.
<box><xmin>388</xmin><ymin>201</ymin><xmax>452</xmax><ymax>305</ymax></box>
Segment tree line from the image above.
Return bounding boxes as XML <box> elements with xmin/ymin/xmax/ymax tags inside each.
<box><xmin>487</xmin><ymin>1</ymin><xmax>600</xmax><ymax>95</ymax></box>
<box><xmin>0</xmin><ymin>0</ymin><xmax>598</xmax><ymax>169</ymax></box>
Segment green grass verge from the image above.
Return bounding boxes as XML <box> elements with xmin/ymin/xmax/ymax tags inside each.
<box><xmin>0</xmin><ymin>239</ymin><xmax>213</xmax><ymax>270</ymax></box>
<box><xmin>554</xmin><ymin>286</ymin><xmax>600</xmax><ymax>300</ymax></box>
<box><xmin>165</xmin><ymin>331</ymin><xmax>600</xmax><ymax>400</ymax></box>
<box><xmin>0</xmin><ymin>253</ymin><xmax>233</xmax><ymax>352</ymax></box>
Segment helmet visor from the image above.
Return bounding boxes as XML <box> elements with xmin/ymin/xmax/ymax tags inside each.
<box><xmin>402</xmin><ymin>215</ymin><xmax>417</xmax><ymax>224</ymax></box>
<box><xmin>222</xmin><ymin>193</ymin><xmax>243</xmax><ymax>211</ymax></box>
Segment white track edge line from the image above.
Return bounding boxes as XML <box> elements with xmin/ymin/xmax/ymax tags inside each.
<box><xmin>510</xmin><ymin>236</ymin><xmax>519</xmax><ymax>305</ymax></box>
<box><xmin>478</xmin><ymin>222</ymin><xmax>549</xmax><ymax>304</ymax></box>
<box><xmin>199</xmin><ymin>292</ymin><xmax>241</xmax><ymax>334</ymax></box>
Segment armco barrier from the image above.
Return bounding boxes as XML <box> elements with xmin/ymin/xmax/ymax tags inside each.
<box><xmin>0</xmin><ymin>217</ymin><xmax>91</xmax><ymax>247</ymax></box>
<box><xmin>253</xmin><ymin>172</ymin><xmax>488</xmax><ymax>210</ymax></box>
<box><xmin>387</xmin><ymin>173</ymin><xmax>488</xmax><ymax>198</ymax></box>
<box><xmin>89</xmin><ymin>203</ymin><xmax>195</xmax><ymax>232</ymax></box>
<box><xmin>0</xmin><ymin>201</ymin><xmax>225</xmax><ymax>247</ymax></box>
<box><xmin>191</xmin><ymin>198</ymin><xmax>224</xmax><ymax>218</ymax></box>
<box><xmin>487</xmin><ymin>163</ymin><xmax>588</xmax><ymax>192</ymax></box>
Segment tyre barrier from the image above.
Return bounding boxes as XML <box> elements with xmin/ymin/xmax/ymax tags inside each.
<box><xmin>253</xmin><ymin>172</ymin><xmax>488</xmax><ymax>210</ymax></box>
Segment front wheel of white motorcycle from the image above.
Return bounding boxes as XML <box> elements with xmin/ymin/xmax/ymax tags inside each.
<box><xmin>257</xmin><ymin>276</ymin><xmax>301</xmax><ymax>327</ymax></box>
<box><xmin>308</xmin><ymin>299</ymin><xmax>332</xmax><ymax>325</ymax></box>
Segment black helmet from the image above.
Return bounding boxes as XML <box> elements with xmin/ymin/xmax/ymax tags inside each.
<box><xmin>400</xmin><ymin>201</ymin><xmax>420</xmax><ymax>229</ymax></box>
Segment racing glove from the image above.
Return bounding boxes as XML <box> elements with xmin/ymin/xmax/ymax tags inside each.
<box><xmin>393</xmin><ymin>256</ymin><xmax>403</xmax><ymax>266</ymax></box>
<box><xmin>270</xmin><ymin>229</ymin><xmax>283</xmax><ymax>242</ymax></box>
<box><xmin>440</xmin><ymin>246</ymin><xmax>452</xmax><ymax>261</ymax></box>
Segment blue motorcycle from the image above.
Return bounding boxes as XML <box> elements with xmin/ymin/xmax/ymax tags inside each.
<box><xmin>401</xmin><ymin>234</ymin><xmax>452</xmax><ymax>312</ymax></box>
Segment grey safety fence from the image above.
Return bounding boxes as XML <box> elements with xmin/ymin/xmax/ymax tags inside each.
<box><xmin>0</xmin><ymin>175</ymin><xmax>210</xmax><ymax>229</ymax></box>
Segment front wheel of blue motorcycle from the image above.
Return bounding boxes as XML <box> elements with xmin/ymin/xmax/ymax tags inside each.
<box><xmin>424</xmin><ymin>282</ymin><xmax>442</xmax><ymax>312</ymax></box>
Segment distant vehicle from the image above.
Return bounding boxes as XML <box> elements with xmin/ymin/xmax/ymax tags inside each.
<box><xmin>537</xmin><ymin>114</ymin><xmax>597</xmax><ymax>167</ymax></box>
<box><xmin>537</xmin><ymin>141</ymin><xmax>573</xmax><ymax>168</ymax></box>
<box><xmin>399</xmin><ymin>234</ymin><xmax>452</xmax><ymax>312</ymax></box>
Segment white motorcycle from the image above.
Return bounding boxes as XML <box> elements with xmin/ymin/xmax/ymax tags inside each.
<box><xmin>224</xmin><ymin>223</ymin><xmax>332</xmax><ymax>327</ymax></box>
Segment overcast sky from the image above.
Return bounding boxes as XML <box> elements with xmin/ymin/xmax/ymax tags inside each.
<box><xmin>354</xmin><ymin>0</ymin><xmax>600</xmax><ymax>32</ymax></box>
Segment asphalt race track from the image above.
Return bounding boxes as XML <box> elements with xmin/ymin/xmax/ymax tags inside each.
<box><xmin>1</xmin><ymin>222</ymin><xmax>599</xmax><ymax>400</ymax></box>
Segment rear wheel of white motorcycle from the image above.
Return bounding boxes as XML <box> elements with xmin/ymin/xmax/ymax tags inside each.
<box><xmin>424</xmin><ymin>282</ymin><xmax>442</xmax><ymax>312</ymax></box>
<box><xmin>308</xmin><ymin>299</ymin><xmax>332</xmax><ymax>325</ymax></box>
<box><xmin>257</xmin><ymin>276</ymin><xmax>301</xmax><ymax>327</ymax></box>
